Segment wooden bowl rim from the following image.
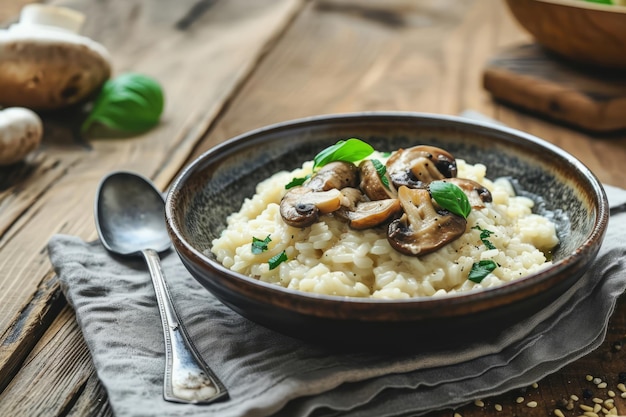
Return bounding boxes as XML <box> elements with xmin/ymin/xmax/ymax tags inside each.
<box><xmin>524</xmin><ymin>0</ymin><xmax>626</xmax><ymax>14</ymax></box>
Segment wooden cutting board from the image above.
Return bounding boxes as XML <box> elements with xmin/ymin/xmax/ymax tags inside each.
<box><xmin>483</xmin><ymin>43</ymin><xmax>626</xmax><ymax>133</ymax></box>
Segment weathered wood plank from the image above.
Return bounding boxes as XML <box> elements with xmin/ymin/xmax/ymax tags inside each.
<box><xmin>0</xmin><ymin>306</ymin><xmax>97</xmax><ymax>416</ymax></box>
<box><xmin>0</xmin><ymin>0</ymin><xmax>303</xmax><ymax>408</ymax></box>
<box><xmin>188</xmin><ymin>0</ymin><xmax>532</xmax><ymax>159</ymax></box>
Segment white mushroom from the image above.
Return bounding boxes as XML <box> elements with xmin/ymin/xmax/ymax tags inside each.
<box><xmin>0</xmin><ymin>107</ymin><xmax>43</xmax><ymax>165</ymax></box>
<box><xmin>0</xmin><ymin>4</ymin><xmax>112</xmax><ymax>110</ymax></box>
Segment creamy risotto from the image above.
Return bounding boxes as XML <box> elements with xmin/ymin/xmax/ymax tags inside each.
<box><xmin>210</xmin><ymin>144</ymin><xmax>559</xmax><ymax>299</ymax></box>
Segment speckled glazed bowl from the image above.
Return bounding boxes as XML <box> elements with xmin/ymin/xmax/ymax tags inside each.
<box><xmin>165</xmin><ymin>112</ymin><xmax>608</xmax><ymax>349</ymax></box>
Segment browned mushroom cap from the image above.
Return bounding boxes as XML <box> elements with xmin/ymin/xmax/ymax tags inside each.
<box><xmin>358</xmin><ymin>159</ymin><xmax>397</xmax><ymax>200</ymax></box>
<box><xmin>386</xmin><ymin>145</ymin><xmax>457</xmax><ymax>189</ymax></box>
<box><xmin>387</xmin><ymin>186</ymin><xmax>467</xmax><ymax>256</ymax></box>
<box><xmin>0</xmin><ymin>5</ymin><xmax>112</xmax><ymax>110</ymax></box>
<box><xmin>348</xmin><ymin>199</ymin><xmax>402</xmax><ymax>230</ymax></box>
<box><xmin>306</xmin><ymin>161</ymin><xmax>359</xmax><ymax>192</ymax></box>
<box><xmin>444</xmin><ymin>178</ymin><xmax>492</xmax><ymax>209</ymax></box>
<box><xmin>280</xmin><ymin>186</ymin><xmax>343</xmax><ymax>228</ymax></box>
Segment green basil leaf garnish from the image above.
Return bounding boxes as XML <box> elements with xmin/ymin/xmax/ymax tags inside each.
<box><xmin>429</xmin><ymin>181</ymin><xmax>471</xmax><ymax>219</ymax></box>
<box><xmin>81</xmin><ymin>72</ymin><xmax>165</xmax><ymax>134</ymax></box>
<box><xmin>313</xmin><ymin>138</ymin><xmax>374</xmax><ymax>170</ymax></box>
<box><xmin>468</xmin><ymin>260</ymin><xmax>498</xmax><ymax>283</ymax></box>
<box><xmin>371</xmin><ymin>159</ymin><xmax>390</xmax><ymax>189</ymax></box>
<box><xmin>268</xmin><ymin>250</ymin><xmax>288</xmax><ymax>270</ymax></box>
<box><xmin>472</xmin><ymin>225</ymin><xmax>496</xmax><ymax>250</ymax></box>
<box><xmin>251</xmin><ymin>235</ymin><xmax>272</xmax><ymax>254</ymax></box>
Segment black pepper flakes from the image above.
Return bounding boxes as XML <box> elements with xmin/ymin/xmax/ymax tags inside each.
<box><xmin>582</xmin><ymin>388</ymin><xmax>593</xmax><ymax>399</ymax></box>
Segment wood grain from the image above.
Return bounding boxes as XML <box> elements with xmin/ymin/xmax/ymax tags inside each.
<box><xmin>483</xmin><ymin>43</ymin><xmax>626</xmax><ymax>132</ymax></box>
<box><xmin>0</xmin><ymin>0</ymin><xmax>303</xmax><ymax>414</ymax></box>
<box><xmin>2</xmin><ymin>0</ymin><xmax>626</xmax><ymax>416</ymax></box>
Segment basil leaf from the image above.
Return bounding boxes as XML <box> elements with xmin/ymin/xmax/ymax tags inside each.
<box><xmin>472</xmin><ymin>225</ymin><xmax>496</xmax><ymax>250</ymax></box>
<box><xmin>429</xmin><ymin>181</ymin><xmax>472</xmax><ymax>219</ymax></box>
<box><xmin>371</xmin><ymin>159</ymin><xmax>390</xmax><ymax>189</ymax></box>
<box><xmin>285</xmin><ymin>175</ymin><xmax>310</xmax><ymax>189</ymax></box>
<box><xmin>468</xmin><ymin>260</ymin><xmax>497</xmax><ymax>283</ymax></box>
<box><xmin>268</xmin><ymin>250</ymin><xmax>288</xmax><ymax>270</ymax></box>
<box><xmin>251</xmin><ymin>235</ymin><xmax>272</xmax><ymax>254</ymax></box>
<box><xmin>81</xmin><ymin>72</ymin><xmax>165</xmax><ymax>134</ymax></box>
<box><xmin>313</xmin><ymin>138</ymin><xmax>374</xmax><ymax>170</ymax></box>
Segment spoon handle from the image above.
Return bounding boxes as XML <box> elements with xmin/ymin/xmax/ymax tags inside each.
<box><xmin>142</xmin><ymin>249</ymin><xmax>228</xmax><ymax>404</ymax></box>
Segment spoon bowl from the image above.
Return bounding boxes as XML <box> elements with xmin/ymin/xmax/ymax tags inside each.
<box><xmin>95</xmin><ymin>172</ymin><xmax>170</xmax><ymax>256</ymax></box>
<box><xmin>95</xmin><ymin>171</ymin><xmax>228</xmax><ymax>404</ymax></box>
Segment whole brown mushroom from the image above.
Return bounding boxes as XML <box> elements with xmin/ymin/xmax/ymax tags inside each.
<box><xmin>0</xmin><ymin>107</ymin><xmax>43</xmax><ymax>165</ymax></box>
<box><xmin>0</xmin><ymin>5</ymin><xmax>112</xmax><ymax>110</ymax></box>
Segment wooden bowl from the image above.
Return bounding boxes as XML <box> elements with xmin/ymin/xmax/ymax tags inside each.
<box><xmin>505</xmin><ymin>0</ymin><xmax>626</xmax><ymax>69</ymax></box>
<box><xmin>165</xmin><ymin>112</ymin><xmax>608</xmax><ymax>350</ymax></box>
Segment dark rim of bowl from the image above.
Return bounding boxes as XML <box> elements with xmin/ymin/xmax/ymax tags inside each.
<box><xmin>165</xmin><ymin>111</ymin><xmax>609</xmax><ymax>308</ymax></box>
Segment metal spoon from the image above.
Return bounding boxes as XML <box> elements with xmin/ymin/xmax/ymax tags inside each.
<box><xmin>94</xmin><ymin>171</ymin><xmax>228</xmax><ymax>404</ymax></box>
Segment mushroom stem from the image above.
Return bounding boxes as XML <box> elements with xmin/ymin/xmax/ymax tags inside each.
<box><xmin>18</xmin><ymin>4</ymin><xmax>86</xmax><ymax>33</ymax></box>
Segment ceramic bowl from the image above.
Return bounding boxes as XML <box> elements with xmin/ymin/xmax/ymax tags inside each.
<box><xmin>505</xmin><ymin>0</ymin><xmax>626</xmax><ymax>69</ymax></box>
<box><xmin>165</xmin><ymin>112</ymin><xmax>608</xmax><ymax>349</ymax></box>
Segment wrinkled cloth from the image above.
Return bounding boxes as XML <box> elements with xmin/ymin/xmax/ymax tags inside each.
<box><xmin>48</xmin><ymin>185</ymin><xmax>626</xmax><ymax>417</ymax></box>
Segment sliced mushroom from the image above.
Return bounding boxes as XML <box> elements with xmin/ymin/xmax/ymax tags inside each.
<box><xmin>339</xmin><ymin>187</ymin><xmax>365</xmax><ymax>211</ymax></box>
<box><xmin>387</xmin><ymin>186</ymin><xmax>467</xmax><ymax>256</ymax></box>
<box><xmin>306</xmin><ymin>161</ymin><xmax>359</xmax><ymax>191</ymax></box>
<box><xmin>358</xmin><ymin>159</ymin><xmax>397</xmax><ymax>200</ymax></box>
<box><xmin>386</xmin><ymin>145</ymin><xmax>457</xmax><ymax>189</ymax></box>
<box><xmin>334</xmin><ymin>187</ymin><xmax>365</xmax><ymax>222</ymax></box>
<box><xmin>444</xmin><ymin>178</ymin><xmax>493</xmax><ymax>209</ymax></box>
<box><xmin>348</xmin><ymin>199</ymin><xmax>402</xmax><ymax>230</ymax></box>
<box><xmin>0</xmin><ymin>5</ymin><xmax>112</xmax><ymax>110</ymax></box>
<box><xmin>280</xmin><ymin>186</ymin><xmax>343</xmax><ymax>228</ymax></box>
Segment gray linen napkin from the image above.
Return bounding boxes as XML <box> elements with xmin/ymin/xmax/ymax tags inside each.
<box><xmin>48</xmin><ymin>184</ymin><xmax>626</xmax><ymax>417</ymax></box>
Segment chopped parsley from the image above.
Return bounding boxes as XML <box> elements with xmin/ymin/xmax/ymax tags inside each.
<box><xmin>468</xmin><ymin>260</ymin><xmax>498</xmax><ymax>283</ymax></box>
<box><xmin>251</xmin><ymin>235</ymin><xmax>272</xmax><ymax>254</ymax></box>
<box><xmin>472</xmin><ymin>225</ymin><xmax>496</xmax><ymax>250</ymax></box>
<box><xmin>285</xmin><ymin>175</ymin><xmax>310</xmax><ymax>190</ymax></box>
<box><xmin>268</xmin><ymin>251</ymin><xmax>288</xmax><ymax>270</ymax></box>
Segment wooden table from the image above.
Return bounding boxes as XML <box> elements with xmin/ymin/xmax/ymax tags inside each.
<box><xmin>2</xmin><ymin>1</ymin><xmax>626</xmax><ymax>416</ymax></box>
